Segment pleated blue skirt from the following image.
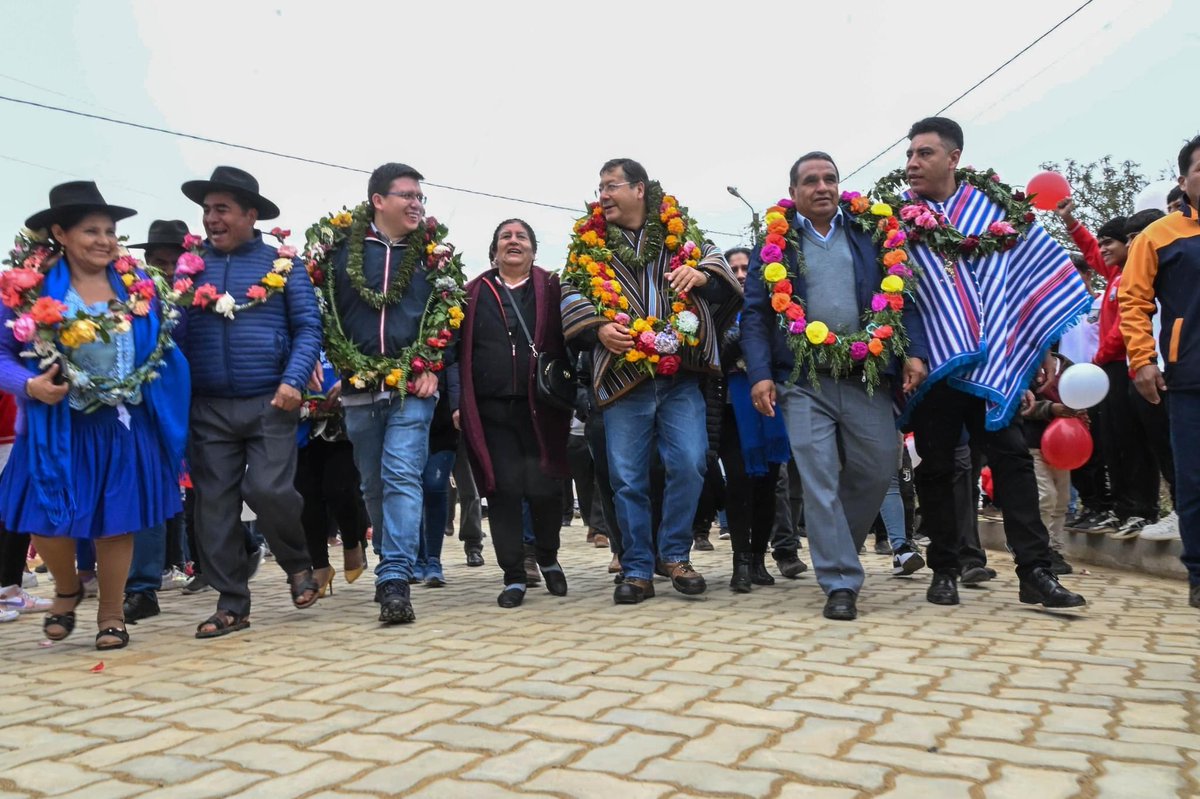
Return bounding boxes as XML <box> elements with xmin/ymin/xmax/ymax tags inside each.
<box><xmin>0</xmin><ymin>402</ymin><xmax>181</xmax><ymax>539</ymax></box>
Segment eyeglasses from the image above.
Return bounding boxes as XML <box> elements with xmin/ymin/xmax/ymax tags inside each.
<box><xmin>386</xmin><ymin>191</ymin><xmax>427</xmax><ymax>204</ymax></box>
<box><xmin>594</xmin><ymin>181</ymin><xmax>631</xmax><ymax>197</ymax></box>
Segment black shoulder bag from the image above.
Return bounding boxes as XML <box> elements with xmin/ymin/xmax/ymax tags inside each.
<box><xmin>495</xmin><ymin>278</ymin><xmax>578</xmax><ymax>412</ymax></box>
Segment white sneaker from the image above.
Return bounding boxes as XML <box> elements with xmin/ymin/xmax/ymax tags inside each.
<box><xmin>21</xmin><ymin>571</ymin><xmax>38</xmax><ymax>589</ymax></box>
<box><xmin>1109</xmin><ymin>516</ymin><xmax>1150</xmax><ymax>540</ymax></box>
<box><xmin>1140</xmin><ymin>512</ymin><xmax>1180</xmax><ymax>542</ymax></box>
<box><xmin>0</xmin><ymin>609</ymin><xmax>19</xmax><ymax>623</ymax></box>
<box><xmin>0</xmin><ymin>586</ymin><xmax>53</xmax><ymax>613</ymax></box>
<box><xmin>159</xmin><ymin>567</ymin><xmax>189</xmax><ymax>590</ymax></box>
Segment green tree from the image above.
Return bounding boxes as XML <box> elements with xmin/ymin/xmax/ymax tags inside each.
<box><xmin>1037</xmin><ymin>156</ymin><xmax>1149</xmax><ymax>247</ymax></box>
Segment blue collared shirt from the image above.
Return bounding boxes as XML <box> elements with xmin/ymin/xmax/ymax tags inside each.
<box><xmin>793</xmin><ymin>207</ymin><xmax>844</xmax><ymax>244</ymax></box>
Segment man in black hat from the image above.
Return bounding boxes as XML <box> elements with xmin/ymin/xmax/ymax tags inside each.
<box><xmin>129</xmin><ymin>219</ymin><xmax>190</xmax><ymax>276</ymax></box>
<box><xmin>180</xmin><ymin>166</ymin><xmax>323</xmax><ymax>638</ymax></box>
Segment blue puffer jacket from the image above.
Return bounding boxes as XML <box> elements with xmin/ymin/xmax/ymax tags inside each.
<box><xmin>183</xmin><ymin>231</ymin><xmax>322</xmax><ymax>398</ymax></box>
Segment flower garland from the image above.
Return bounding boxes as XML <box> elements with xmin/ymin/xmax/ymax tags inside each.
<box><xmin>561</xmin><ymin>182</ymin><xmax>703</xmax><ymax>378</ymax></box>
<box><xmin>168</xmin><ymin>227</ymin><xmax>295</xmax><ymax>319</ymax></box>
<box><xmin>303</xmin><ymin>203</ymin><xmax>467</xmax><ymax>394</ymax></box>
<box><xmin>1</xmin><ymin>228</ymin><xmax>180</xmax><ymax>411</ymax></box>
<box><xmin>870</xmin><ymin>168</ymin><xmax>1036</xmax><ymax>270</ymax></box>
<box><xmin>758</xmin><ymin>196</ymin><xmax>917</xmax><ymax>393</ymax></box>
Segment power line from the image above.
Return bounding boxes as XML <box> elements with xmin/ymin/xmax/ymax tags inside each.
<box><xmin>0</xmin><ymin>93</ymin><xmax>742</xmax><ymax>238</ymax></box>
<box><xmin>842</xmin><ymin>0</ymin><xmax>1098</xmax><ymax>182</ymax></box>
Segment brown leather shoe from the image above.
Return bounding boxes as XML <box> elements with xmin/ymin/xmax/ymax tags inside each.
<box><xmin>594</xmin><ymin>534</ymin><xmax>609</xmax><ymax>548</ymax></box>
<box><xmin>607</xmin><ymin>554</ymin><xmax>621</xmax><ymax>574</ymax></box>
<box><xmin>614</xmin><ymin>577</ymin><xmax>654</xmax><ymax>604</ymax></box>
<box><xmin>662</xmin><ymin>561</ymin><xmax>707</xmax><ymax>595</ymax></box>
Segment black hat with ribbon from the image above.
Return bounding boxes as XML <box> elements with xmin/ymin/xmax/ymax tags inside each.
<box><xmin>181</xmin><ymin>165</ymin><xmax>280</xmax><ymax>220</ymax></box>
<box><xmin>25</xmin><ymin>181</ymin><xmax>137</xmax><ymax>231</ymax></box>
<box><xmin>128</xmin><ymin>219</ymin><xmax>191</xmax><ymax>251</ymax></box>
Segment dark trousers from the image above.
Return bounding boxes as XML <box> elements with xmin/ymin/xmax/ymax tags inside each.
<box><xmin>295</xmin><ymin>438</ymin><xmax>369</xmax><ymax>570</ymax></box>
<box><xmin>770</xmin><ymin>460</ymin><xmax>804</xmax><ymax>557</ymax></box>
<box><xmin>911</xmin><ymin>382</ymin><xmax>1051</xmax><ymax>579</ymax></box>
<box><xmin>189</xmin><ymin>395</ymin><xmax>312</xmax><ymax>617</ymax></box>
<box><xmin>479</xmin><ymin>399</ymin><xmax>561</xmax><ymax>586</ymax></box>
<box><xmin>955</xmin><ymin>442</ymin><xmax>988</xmax><ymax>569</ymax></box>
<box><xmin>719</xmin><ymin>404</ymin><xmax>778</xmax><ymax>554</ymax></box>
<box><xmin>1130</xmin><ymin>384</ymin><xmax>1176</xmax><ymax>507</ymax></box>
<box><xmin>1097</xmin><ymin>362</ymin><xmax>1160</xmax><ymax>520</ymax></box>
<box><xmin>1168</xmin><ymin>390</ymin><xmax>1200</xmax><ymax>585</ymax></box>
<box><xmin>446</xmin><ymin>439</ymin><xmax>483</xmax><ymax>547</ymax></box>
<box><xmin>691</xmin><ymin>458</ymin><xmax>724</xmax><ymax>537</ymax></box>
<box><xmin>565</xmin><ymin>435</ymin><xmax>596</xmax><ymax>528</ymax></box>
<box><xmin>585</xmin><ymin>409</ymin><xmax>622</xmax><ymax>555</ymax></box>
<box><xmin>0</xmin><ymin>522</ymin><xmax>30</xmax><ymax>588</ymax></box>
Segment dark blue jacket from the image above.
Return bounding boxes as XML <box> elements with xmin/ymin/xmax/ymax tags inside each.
<box><xmin>183</xmin><ymin>231</ymin><xmax>322</xmax><ymax>397</ymax></box>
<box><xmin>741</xmin><ymin>211</ymin><xmax>929</xmax><ymax>386</ymax></box>
<box><xmin>328</xmin><ymin>228</ymin><xmax>454</xmax><ymax>395</ymax></box>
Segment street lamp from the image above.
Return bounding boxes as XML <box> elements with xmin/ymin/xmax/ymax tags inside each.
<box><xmin>727</xmin><ymin>186</ymin><xmax>762</xmax><ymax>246</ymax></box>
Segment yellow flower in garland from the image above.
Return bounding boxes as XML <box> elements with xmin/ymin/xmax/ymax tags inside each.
<box><xmin>331</xmin><ymin>212</ymin><xmax>353</xmax><ymax>228</ymax></box>
<box><xmin>880</xmin><ymin>275</ymin><xmax>904</xmax><ymax>293</ymax></box>
<box><xmin>870</xmin><ymin>203</ymin><xmax>894</xmax><ymax>217</ymax></box>
<box><xmin>121</xmin><ymin>273</ymin><xmax>136</xmax><ymax>288</ymax></box>
<box><xmin>262</xmin><ymin>272</ymin><xmax>286</xmax><ymax>289</ymax></box>
<box><xmin>762</xmin><ymin>262</ymin><xmax>787</xmax><ymax>283</ymax></box>
<box><xmin>805</xmin><ymin>320</ymin><xmax>830</xmax><ymax>345</ymax></box>
<box><xmin>447</xmin><ymin>305</ymin><xmax>464</xmax><ymax>329</ymax></box>
<box><xmin>60</xmin><ymin>319</ymin><xmax>100</xmax><ymax>348</ymax></box>
<box><xmin>384</xmin><ymin>368</ymin><xmax>403</xmax><ymax>387</ymax></box>
<box><xmin>581</xmin><ymin>230</ymin><xmax>601</xmax><ymax>247</ymax></box>
<box><xmin>667</xmin><ymin>217</ymin><xmax>685</xmax><ymax>235</ymax></box>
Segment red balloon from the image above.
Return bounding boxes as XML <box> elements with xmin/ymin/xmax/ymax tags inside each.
<box><xmin>1027</xmin><ymin>171</ymin><xmax>1071</xmax><ymax>211</ymax></box>
<box><xmin>1040</xmin><ymin>417</ymin><xmax>1093</xmax><ymax>470</ymax></box>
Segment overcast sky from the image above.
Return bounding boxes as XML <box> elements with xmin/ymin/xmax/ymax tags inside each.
<box><xmin>2</xmin><ymin>0</ymin><xmax>1197</xmax><ymax>274</ymax></box>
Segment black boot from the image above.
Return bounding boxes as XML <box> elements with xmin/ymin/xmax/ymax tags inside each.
<box><xmin>729</xmin><ymin>552</ymin><xmax>752</xmax><ymax>593</ymax></box>
<box><xmin>1019</xmin><ymin>567</ymin><xmax>1086</xmax><ymax>608</ymax></box>
<box><xmin>750</xmin><ymin>553</ymin><xmax>775</xmax><ymax>586</ymax></box>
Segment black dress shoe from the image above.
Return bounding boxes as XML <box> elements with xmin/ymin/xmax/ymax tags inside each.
<box><xmin>927</xmin><ymin>572</ymin><xmax>960</xmax><ymax>605</ymax></box>
<box><xmin>729</xmin><ymin>553</ymin><xmax>752</xmax><ymax>593</ymax></box>
<box><xmin>497</xmin><ymin>587</ymin><xmax>525</xmax><ymax>608</ymax></box>
<box><xmin>692</xmin><ymin>535</ymin><xmax>714</xmax><ymax>552</ymax></box>
<box><xmin>750</xmin><ymin>554</ymin><xmax>776</xmax><ymax>586</ymax></box>
<box><xmin>1019</xmin><ymin>567</ymin><xmax>1086</xmax><ymax>608</ymax></box>
<box><xmin>1189</xmin><ymin>584</ymin><xmax>1200</xmax><ymax>609</ymax></box>
<box><xmin>613</xmin><ymin>578</ymin><xmax>654</xmax><ymax>604</ymax></box>
<box><xmin>961</xmin><ymin>565</ymin><xmax>993</xmax><ymax>586</ymax></box>
<box><xmin>774</xmin><ymin>553</ymin><xmax>808</xmax><ymax>579</ymax></box>
<box><xmin>823</xmin><ymin>589</ymin><xmax>857</xmax><ymax>621</ymax></box>
<box><xmin>465</xmin><ymin>548</ymin><xmax>485</xmax><ymax>567</ymax></box>
<box><xmin>543</xmin><ymin>568</ymin><xmax>568</xmax><ymax>597</ymax></box>
<box><xmin>122</xmin><ymin>592</ymin><xmax>160</xmax><ymax>624</ymax></box>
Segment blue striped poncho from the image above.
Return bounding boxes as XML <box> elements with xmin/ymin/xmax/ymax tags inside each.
<box><xmin>903</xmin><ymin>181</ymin><xmax>1091</xmax><ymax>430</ymax></box>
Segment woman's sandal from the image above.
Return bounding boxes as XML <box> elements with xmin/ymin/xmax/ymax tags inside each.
<box><xmin>96</xmin><ymin>626</ymin><xmax>130</xmax><ymax>651</ymax></box>
<box><xmin>43</xmin><ymin>587</ymin><xmax>85</xmax><ymax>641</ymax></box>
<box><xmin>195</xmin><ymin>611</ymin><xmax>250</xmax><ymax>639</ymax></box>
<box><xmin>289</xmin><ymin>570</ymin><xmax>320</xmax><ymax>609</ymax></box>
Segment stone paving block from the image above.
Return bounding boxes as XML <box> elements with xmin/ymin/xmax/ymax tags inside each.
<box><xmin>1118</xmin><ymin>700</ymin><xmax>1191</xmax><ymax>730</ymax></box>
<box><xmin>0</xmin><ymin>760</ymin><xmax>105</xmax><ymax>796</ymax></box>
<box><xmin>1033</xmin><ymin>732</ymin><xmax>1184</xmax><ymax>763</ymax></box>
<box><xmin>773</xmin><ymin>717</ymin><xmax>866</xmax><ymax>757</ymax></box>
<box><xmin>570</xmin><ymin>731</ymin><xmax>681</xmax><ymax>773</ymax></box>
<box><xmin>527</xmin><ymin>767</ymin><xmax>676</xmax><ymax>799</ymax></box>
<box><xmin>543</xmin><ymin>689</ymin><xmax>633</xmax><ymax>719</ymax></box>
<box><xmin>635</xmin><ymin>758</ymin><xmax>781</xmax><ymax>797</ymax></box>
<box><xmin>982</xmin><ymin>765</ymin><xmax>1083</xmax><ymax>799</ymax></box>
<box><xmin>70</xmin><ymin>727</ymin><xmax>204</xmax><ymax>767</ymax></box>
<box><xmin>220</xmin><ymin>759</ymin><xmax>372</xmax><ymax>799</ymax></box>
<box><xmin>108</xmin><ymin>753</ymin><xmax>216</xmax><ymax>784</ymax></box>
<box><xmin>410</xmin><ymin>722</ymin><xmax>529</xmax><ymax>753</ymax></box>
<box><xmin>844</xmin><ymin>742</ymin><xmax>992</xmax><ymax>780</ymax></box>
<box><xmin>212</xmin><ymin>740</ymin><xmax>331</xmax><ymax>774</ymax></box>
<box><xmin>131</xmin><ymin>769</ymin><xmax>266</xmax><ymax>799</ymax></box>
<box><xmin>405</xmin><ymin>779</ymin><xmax>557</xmax><ymax>799</ymax></box>
<box><xmin>941</xmin><ymin>738</ymin><xmax>1091</xmax><ymax>771</ymax></box>
<box><xmin>313</xmin><ymin>733</ymin><xmax>429</xmax><ymax>762</ymax></box>
<box><xmin>954</xmin><ymin>709</ymin><xmax>1035</xmax><ymax>741</ymax></box>
<box><xmin>508</xmin><ymin>714</ymin><xmax>625</xmax><ymax>744</ymax></box>
<box><xmin>744</xmin><ymin>749</ymin><xmax>891</xmax><ymax>792</ymax></box>
<box><xmin>0</xmin><ymin>730</ymin><xmax>103</xmax><ymax>770</ymax></box>
<box><xmin>876</xmin><ymin>774</ymin><xmax>976</xmax><ymax>798</ymax></box>
<box><xmin>343</xmin><ymin>750</ymin><xmax>479</xmax><ymax>794</ymax></box>
<box><xmin>773</xmin><ymin>785</ymin><xmax>860</xmax><ymax>799</ymax></box>
<box><xmin>461</xmin><ymin>739</ymin><xmax>582</xmax><ymax>783</ymax></box>
<box><xmin>359</xmin><ymin>703</ymin><xmax>472</xmax><ymax>736</ymax></box>
<box><xmin>769</xmin><ymin>697</ymin><xmax>887</xmax><ymax>722</ymax></box>
<box><xmin>869</xmin><ymin>713</ymin><xmax>954</xmax><ymax>748</ymax></box>
<box><xmin>597</xmin><ymin>708</ymin><xmax>713</xmax><ymax>737</ymax></box>
<box><xmin>1037</xmin><ymin>705</ymin><xmax>1115</xmax><ymax>735</ymax></box>
<box><xmin>632</xmin><ymin>683</ymin><xmax>711</xmax><ymax>712</ymax></box>
<box><xmin>1093</xmin><ymin>761</ymin><xmax>1185</xmax><ymax>798</ymax></box>
<box><xmin>672</xmin><ymin>724</ymin><xmax>772</xmax><ymax>763</ymax></box>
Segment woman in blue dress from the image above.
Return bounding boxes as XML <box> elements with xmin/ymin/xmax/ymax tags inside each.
<box><xmin>0</xmin><ymin>182</ymin><xmax>190</xmax><ymax>650</ymax></box>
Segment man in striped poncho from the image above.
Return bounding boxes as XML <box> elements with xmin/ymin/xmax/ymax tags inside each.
<box><xmin>561</xmin><ymin>158</ymin><xmax>741</xmax><ymax>605</ymax></box>
<box><xmin>900</xmin><ymin>117</ymin><xmax>1089</xmax><ymax>610</ymax></box>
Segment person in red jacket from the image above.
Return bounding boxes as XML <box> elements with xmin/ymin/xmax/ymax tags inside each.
<box><xmin>1056</xmin><ymin>200</ymin><xmax>1162</xmax><ymax>538</ymax></box>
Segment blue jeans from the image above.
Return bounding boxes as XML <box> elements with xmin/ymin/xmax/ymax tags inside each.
<box><xmin>344</xmin><ymin>395</ymin><xmax>435</xmax><ymax>584</ymax></box>
<box><xmin>603</xmin><ymin>376</ymin><xmax>707</xmax><ymax>582</ymax></box>
<box><xmin>880</xmin><ymin>474</ymin><xmax>906</xmax><ymax>551</ymax></box>
<box><xmin>419</xmin><ymin>449</ymin><xmax>456</xmax><ymax>566</ymax></box>
<box><xmin>1169</xmin><ymin>390</ymin><xmax>1200</xmax><ymax>585</ymax></box>
<box><xmin>126</xmin><ymin>523</ymin><xmax>167</xmax><ymax>595</ymax></box>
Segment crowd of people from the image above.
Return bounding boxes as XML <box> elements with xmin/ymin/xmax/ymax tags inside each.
<box><xmin>1</xmin><ymin>115</ymin><xmax>1196</xmax><ymax>649</ymax></box>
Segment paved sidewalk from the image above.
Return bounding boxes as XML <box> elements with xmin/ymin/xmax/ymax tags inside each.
<box><xmin>2</xmin><ymin>531</ymin><xmax>1197</xmax><ymax>799</ymax></box>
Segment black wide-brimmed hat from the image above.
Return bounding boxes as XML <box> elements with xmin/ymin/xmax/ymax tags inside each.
<box><xmin>25</xmin><ymin>181</ymin><xmax>137</xmax><ymax>231</ymax></box>
<box><xmin>181</xmin><ymin>165</ymin><xmax>280</xmax><ymax>220</ymax></box>
<box><xmin>128</xmin><ymin>219</ymin><xmax>191</xmax><ymax>251</ymax></box>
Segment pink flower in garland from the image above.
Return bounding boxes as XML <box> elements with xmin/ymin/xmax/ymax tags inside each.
<box><xmin>849</xmin><ymin>341</ymin><xmax>869</xmax><ymax>361</ymax></box>
<box><xmin>614</xmin><ymin>312</ymin><xmax>630</xmax><ymax>326</ymax></box>
<box><xmin>988</xmin><ymin>221</ymin><xmax>1017</xmax><ymax>237</ymax></box>
<box><xmin>276</xmin><ymin>244</ymin><xmax>298</xmax><ymax>259</ymax></box>
<box><xmin>10</xmin><ymin>314</ymin><xmax>37</xmax><ymax>343</ymax></box>
<box><xmin>884</xmin><ymin>229</ymin><xmax>907</xmax><ymax>248</ymax></box>
<box><xmin>192</xmin><ymin>284</ymin><xmax>219</xmax><ymax>308</ymax></box>
<box><xmin>173</xmin><ymin>277</ymin><xmax>193</xmax><ymax>293</ymax></box>
<box><xmin>900</xmin><ymin>204</ymin><xmax>926</xmax><ymax>221</ymax></box>
<box><xmin>246</xmin><ymin>285</ymin><xmax>268</xmax><ymax>301</ymax></box>
<box><xmin>656</xmin><ymin>355</ymin><xmax>681</xmax><ymax>376</ymax></box>
<box><xmin>788</xmin><ymin>319</ymin><xmax>807</xmax><ymax>335</ymax></box>
<box><xmin>887</xmin><ymin>264</ymin><xmax>913</xmax><ymax>277</ymax></box>
<box><xmin>840</xmin><ymin>191</ymin><xmax>862</xmax><ymax>202</ymax></box>
<box><xmin>777</xmin><ymin>199</ymin><xmax>795</xmax><ymax>210</ymax></box>
<box><xmin>176</xmin><ymin>252</ymin><xmax>205</xmax><ymax>277</ymax></box>
<box><xmin>871</xmin><ymin>294</ymin><xmax>889</xmax><ymax>313</ymax></box>
<box><xmin>915</xmin><ymin>212</ymin><xmax>939</xmax><ymax>230</ymax></box>
<box><xmin>182</xmin><ymin>234</ymin><xmax>204</xmax><ymax>250</ymax></box>
<box><xmin>759</xmin><ymin>243</ymin><xmax>783</xmax><ymax>263</ymax></box>
<box><xmin>638</xmin><ymin>331</ymin><xmax>657</xmax><ymax>350</ymax></box>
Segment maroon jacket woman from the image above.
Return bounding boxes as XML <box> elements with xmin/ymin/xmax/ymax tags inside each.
<box><xmin>456</xmin><ymin>219</ymin><xmax>570</xmax><ymax>608</ymax></box>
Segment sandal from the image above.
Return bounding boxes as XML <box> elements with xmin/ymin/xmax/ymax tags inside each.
<box><xmin>44</xmin><ymin>586</ymin><xmax>85</xmax><ymax>641</ymax></box>
<box><xmin>96</xmin><ymin>626</ymin><xmax>130</xmax><ymax>651</ymax></box>
<box><xmin>195</xmin><ymin>611</ymin><xmax>250</xmax><ymax>639</ymax></box>
<box><xmin>289</xmin><ymin>570</ymin><xmax>320</xmax><ymax>609</ymax></box>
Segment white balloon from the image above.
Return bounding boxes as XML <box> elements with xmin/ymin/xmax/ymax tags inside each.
<box><xmin>1133</xmin><ymin>179</ymin><xmax>1177</xmax><ymax>213</ymax></box>
<box><xmin>1058</xmin><ymin>362</ymin><xmax>1110</xmax><ymax>410</ymax></box>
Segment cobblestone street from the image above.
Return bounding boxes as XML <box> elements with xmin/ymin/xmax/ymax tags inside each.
<box><xmin>2</xmin><ymin>530</ymin><xmax>1198</xmax><ymax>799</ymax></box>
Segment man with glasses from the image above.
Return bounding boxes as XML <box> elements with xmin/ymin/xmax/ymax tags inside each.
<box><xmin>327</xmin><ymin>163</ymin><xmax>445</xmax><ymax>624</ymax></box>
<box><xmin>561</xmin><ymin>158</ymin><xmax>741</xmax><ymax>604</ymax></box>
